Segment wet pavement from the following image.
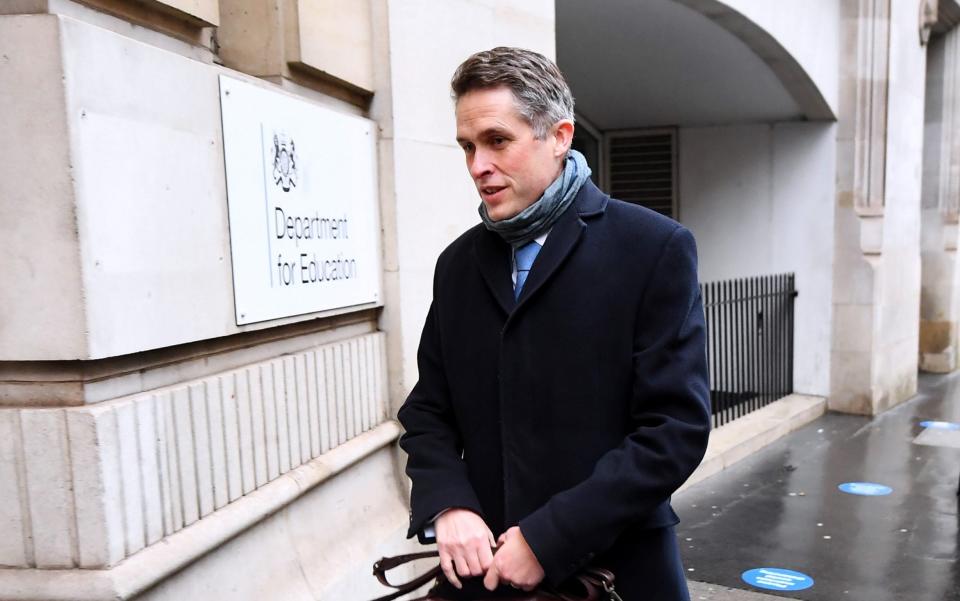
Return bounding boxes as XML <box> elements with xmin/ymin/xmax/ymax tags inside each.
<box><xmin>677</xmin><ymin>372</ymin><xmax>960</xmax><ymax>601</ymax></box>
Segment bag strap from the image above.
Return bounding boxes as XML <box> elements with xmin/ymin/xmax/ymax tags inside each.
<box><xmin>373</xmin><ymin>551</ymin><xmax>441</xmax><ymax>586</ymax></box>
<box><xmin>370</xmin><ymin>551</ymin><xmax>442</xmax><ymax>601</ymax></box>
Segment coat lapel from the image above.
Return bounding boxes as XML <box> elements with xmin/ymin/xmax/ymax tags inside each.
<box><xmin>515</xmin><ymin>181</ymin><xmax>607</xmax><ymax>310</ymax></box>
<box><xmin>474</xmin><ymin>227</ymin><xmax>515</xmax><ymax>315</ymax></box>
<box><xmin>472</xmin><ymin>180</ymin><xmax>609</xmax><ymax>316</ymax></box>
<box><xmin>513</xmin><ymin>201</ymin><xmax>584</xmax><ymax>309</ymax></box>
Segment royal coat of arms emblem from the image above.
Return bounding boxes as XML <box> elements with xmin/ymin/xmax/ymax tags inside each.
<box><xmin>272</xmin><ymin>132</ymin><xmax>298</xmax><ymax>192</ymax></box>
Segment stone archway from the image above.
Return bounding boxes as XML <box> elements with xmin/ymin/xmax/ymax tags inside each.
<box><xmin>556</xmin><ymin>0</ymin><xmax>835</xmax><ymax>132</ymax></box>
<box><xmin>673</xmin><ymin>0</ymin><xmax>834</xmax><ymax>121</ymax></box>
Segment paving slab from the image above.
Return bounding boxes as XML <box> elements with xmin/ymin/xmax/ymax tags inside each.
<box><xmin>688</xmin><ymin>581</ymin><xmax>794</xmax><ymax>600</ymax></box>
<box><xmin>913</xmin><ymin>427</ymin><xmax>960</xmax><ymax>449</ymax></box>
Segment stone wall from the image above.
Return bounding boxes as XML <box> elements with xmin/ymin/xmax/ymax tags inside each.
<box><xmin>678</xmin><ymin>122</ymin><xmax>836</xmax><ymax>398</ymax></box>
<box><xmin>830</xmin><ymin>0</ymin><xmax>926</xmax><ymax>415</ymax></box>
<box><xmin>0</xmin><ymin>333</ymin><xmax>386</xmax><ymax>570</ymax></box>
<box><xmin>0</xmin><ymin>1</ymin><xmax>405</xmax><ymax>598</ymax></box>
<box><xmin>920</xmin><ymin>28</ymin><xmax>960</xmax><ymax>373</ymax></box>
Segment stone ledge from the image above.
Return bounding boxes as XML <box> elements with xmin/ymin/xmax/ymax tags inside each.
<box><xmin>678</xmin><ymin>394</ymin><xmax>826</xmax><ymax>494</ymax></box>
<box><xmin>0</xmin><ymin>311</ymin><xmax>378</xmax><ymax>407</ymax></box>
<box><xmin>0</xmin><ymin>420</ymin><xmax>401</xmax><ymax>601</ymax></box>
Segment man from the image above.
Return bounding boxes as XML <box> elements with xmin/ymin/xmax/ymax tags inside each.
<box><xmin>397</xmin><ymin>47</ymin><xmax>711</xmax><ymax>600</ymax></box>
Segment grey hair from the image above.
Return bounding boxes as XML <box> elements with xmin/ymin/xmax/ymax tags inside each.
<box><xmin>451</xmin><ymin>47</ymin><xmax>575</xmax><ymax>140</ymax></box>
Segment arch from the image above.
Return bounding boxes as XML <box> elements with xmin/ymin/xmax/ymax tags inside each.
<box><xmin>675</xmin><ymin>0</ymin><xmax>834</xmax><ymax>121</ymax></box>
<box><xmin>556</xmin><ymin>0</ymin><xmax>835</xmax><ymax>128</ymax></box>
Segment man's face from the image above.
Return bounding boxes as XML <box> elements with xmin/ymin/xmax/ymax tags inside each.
<box><xmin>455</xmin><ymin>87</ymin><xmax>567</xmax><ymax>222</ymax></box>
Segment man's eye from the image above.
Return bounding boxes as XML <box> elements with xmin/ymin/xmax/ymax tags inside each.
<box><xmin>492</xmin><ymin>137</ymin><xmax>506</xmax><ymax>146</ymax></box>
<box><xmin>462</xmin><ymin>143</ymin><xmax>474</xmax><ymax>153</ymax></box>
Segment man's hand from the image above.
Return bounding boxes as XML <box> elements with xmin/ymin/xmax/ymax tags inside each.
<box><xmin>483</xmin><ymin>526</ymin><xmax>545</xmax><ymax>591</ymax></box>
<box><xmin>435</xmin><ymin>508</ymin><xmax>496</xmax><ymax>589</ymax></box>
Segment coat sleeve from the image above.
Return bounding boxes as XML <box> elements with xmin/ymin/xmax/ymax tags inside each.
<box><xmin>518</xmin><ymin>225</ymin><xmax>712</xmax><ymax>586</ymax></box>
<box><xmin>397</xmin><ymin>264</ymin><xmax>484</xmax><ymax>541</ymax></box>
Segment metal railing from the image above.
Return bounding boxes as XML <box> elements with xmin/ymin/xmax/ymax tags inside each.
<box><xmin>701</xmin><ymin>273</ymin><xmax>797</xmax><ymax>428</ymax></box>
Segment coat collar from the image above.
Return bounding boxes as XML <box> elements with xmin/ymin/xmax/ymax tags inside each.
<box><xmin>473</xmin><ymin>180</ymin><xmax>608</xmax><ymax>315</ymax></box>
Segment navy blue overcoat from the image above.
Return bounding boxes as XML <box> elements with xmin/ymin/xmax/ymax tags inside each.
<box><xmin>398</xmin><ymin>180</ymin><xmax>712</xmax><ymax>600</ymax></box>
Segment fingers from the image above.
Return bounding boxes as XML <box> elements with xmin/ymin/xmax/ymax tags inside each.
<box><xmin>439</xmin><ymin>551</ymin><xmax>461</xmax><ymax>590</ymax></box>
<box><xmin>435</xmin><ymin>510</ymin><xmax>498</xmax><ymax>585</ymax></box>
<box><xmin>464</xmin><ymin>550</ymin><xmax>483</xmax><ymax>577</ymax></box>
<box><xmin>440</xmin><ymin>537</ymin><xmax>490</xmax><ymax>580</ymax></box>
<box><xmin>483</xmin><ymin>561</ymin><xmax>500</xmax><ymax>591</ymax></box>
<box><xmin>453</xmin><ymin>554</ymin><xmax>473</xmax><ymax>580</ymax></box>
<box><xmin>478</xmin><ymin>540</ymin><xmax>495</xmax><ymax>573</ymax></box>
<box><xmin>488</xmin><ymin>527</ymin><xmax>545</xmax><ymax>592</ymax></box>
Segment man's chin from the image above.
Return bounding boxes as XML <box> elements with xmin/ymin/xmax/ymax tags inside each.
<box><xmin>484</xmin><ymin>203</ymin><xmax>521</xmax><ymax>222</ymax></box>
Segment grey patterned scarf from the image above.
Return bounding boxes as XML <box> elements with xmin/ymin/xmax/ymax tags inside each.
<box><xmin>479</xmin><ymin>149</ymin><xmax>592</xmax><ymax>247</ymax></box>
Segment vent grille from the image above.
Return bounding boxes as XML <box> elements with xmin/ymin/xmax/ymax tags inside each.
<box><xmin>607</xmin><ymin>133</ymin><xmax>675</xmax><ymax>217</ymax></box>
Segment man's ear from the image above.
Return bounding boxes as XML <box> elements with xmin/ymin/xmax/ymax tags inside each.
<box><xmin>552</xmin><ymin>120</ymin><xmax>575</xmax><ymax>157</ymax></box>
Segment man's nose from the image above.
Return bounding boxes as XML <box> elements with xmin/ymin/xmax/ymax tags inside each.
<box><xmin>469</xmin><ymin>149</ymin><xmax>494</xmax><ymax>180</ymax></box>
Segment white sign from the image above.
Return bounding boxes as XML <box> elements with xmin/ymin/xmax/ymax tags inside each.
<box><xmin>219</xmin><ymin>75</ymin><xmax>382</xmax><ymax>325</ymax></box>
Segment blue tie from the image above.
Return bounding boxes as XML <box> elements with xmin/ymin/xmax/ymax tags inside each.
<box><xmin>514</xmin><ymin>240</ymin><xmax>542</xmax><ymax>299</ymax></box>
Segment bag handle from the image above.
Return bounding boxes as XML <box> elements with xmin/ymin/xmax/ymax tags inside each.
<box><xmin>578</xmin><ymin>568</ymin><xmax>623</xmax><ymax>601</ymax></box>
<box><xmin>369</xmin><ymin>550</ymin><xmax>622</xmax><ymax>601</ymax></box>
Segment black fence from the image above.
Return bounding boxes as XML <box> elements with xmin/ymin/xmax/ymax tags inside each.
<box><xmin>701</xmin><ymin>273</ymin><xmax>797</xmax><ymax>428</ymax></box>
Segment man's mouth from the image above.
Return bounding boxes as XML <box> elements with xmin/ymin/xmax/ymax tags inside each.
<box><xmin>480</xmin><ymin>185</ymin><xmax>507</xmax><ymax>200</ymax></box>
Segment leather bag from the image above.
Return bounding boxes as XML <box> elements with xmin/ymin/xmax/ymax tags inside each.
<box><xmin>368</xmin><ymin>550</ymin><xmax>624</xmax><ymax>601</ymax></box>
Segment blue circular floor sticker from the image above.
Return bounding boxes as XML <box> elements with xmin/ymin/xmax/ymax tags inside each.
<box><xmin>839</xmin><ymin>482</ymin><xmax>892</xmax><ymax>496</ymax></box>
<box><xmin>920</xmin><ymin>420</ymin><xmax>960</xmax><ymax>430</ymax></box>
<box><xmin>742</xmin><ymin>568</ymin><xmax>814</xmax><ymax>591</ymax></box>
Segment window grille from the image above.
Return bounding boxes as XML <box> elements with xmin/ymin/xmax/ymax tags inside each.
<box><xmin>604</xmin><ymin>129</ymin><xmax>677</xmax><ymax>219</ymax></box>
